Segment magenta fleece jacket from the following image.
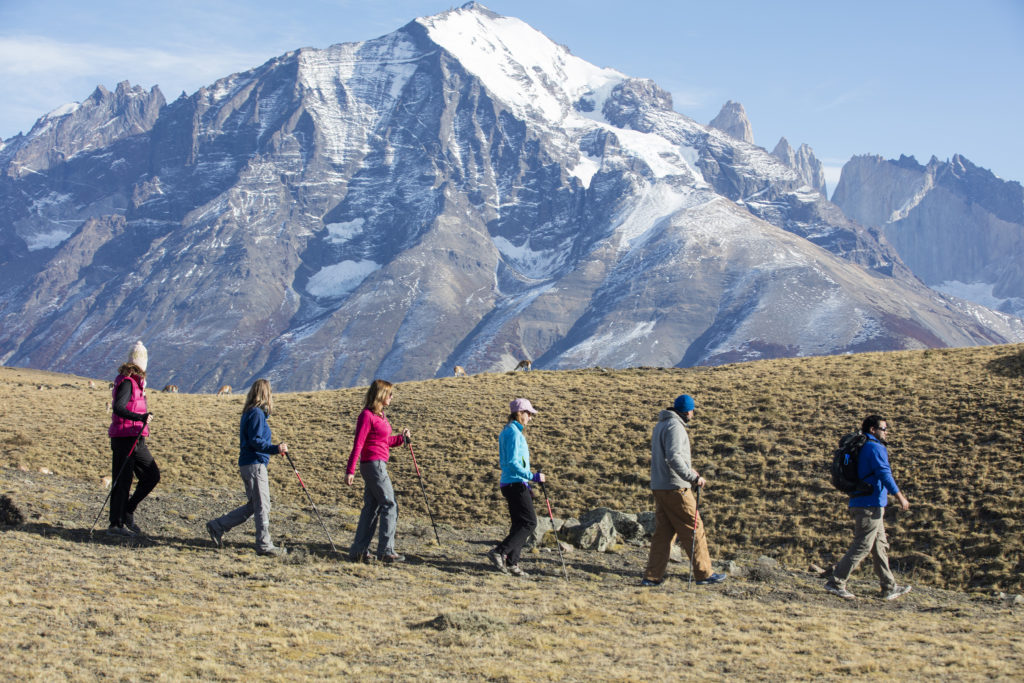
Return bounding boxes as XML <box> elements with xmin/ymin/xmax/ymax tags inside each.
<box><xmin>346</xmin><ymin>409</ymin><xmax>404</xmax><ymax>476</ymax></box>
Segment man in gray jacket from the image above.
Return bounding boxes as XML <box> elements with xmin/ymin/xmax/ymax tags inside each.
<box><xmin>641</xmin><ymin>393</ymin><xmax>727</xmax><ymax>586</ymax></box>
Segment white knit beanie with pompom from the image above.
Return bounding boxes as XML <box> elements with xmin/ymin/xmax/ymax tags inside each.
<box><xmin>128</xmin><ymin>340</ymin><xmax>148</xmax><ymax>372</ymax></box>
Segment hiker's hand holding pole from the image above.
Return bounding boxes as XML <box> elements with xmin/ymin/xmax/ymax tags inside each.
<box><xmin>402</xmin><ymin>428</ymin><xmax>411</xmax><ymax>444</ymax></box>
<box><xmin>533</xmin><ymin>471</ymin><xmax>546</xmax><ymax>484</ymax></box>
<box><xmin>278</xmin><ymin>443</ymin><xmax>288</xmax><ymax>455</ymax></box>
<box><xmin>694</xmin><ymin>474</ymin><xmax>705</xmax><ymax>488</ymax></box>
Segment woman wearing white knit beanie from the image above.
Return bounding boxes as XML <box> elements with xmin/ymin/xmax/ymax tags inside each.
<box><xmin>106</xmin><ymin>340</ymin><xmax>161</xmax><ymax>536</ymax></box>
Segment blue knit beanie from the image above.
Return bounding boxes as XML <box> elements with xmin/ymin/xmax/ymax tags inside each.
<box><xmin>674</xmin><ymin>394</ymin><xmax>695</xmax><ymax>412</ymax></box>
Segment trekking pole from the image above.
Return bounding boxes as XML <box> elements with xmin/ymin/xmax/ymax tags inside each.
<box><xmin>282</xmin><ymin>449</ymin><xmax>338</xmax><ymax>555</ymax></box>
<box><xmin>407</xmin><ymin>441</ymin><xmax>441</xmax><ymax>545</ymax></box>
<box><xmin>538</xmin><ymin>472</ymin><xmax>569</xmax><ymax>581</ymax></box>
<box><xmin>89</xmin><ymin>425</ymin><xmax>146</xmax><ymax>537</ymax></box>
<box><xmin>688</xmin><ymin>485</ymin><xmax>702</xmax><ymax>589</ymax></box>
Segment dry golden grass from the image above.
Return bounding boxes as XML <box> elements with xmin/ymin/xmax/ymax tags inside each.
<box><xmin>4</xmin><ymin>344</ymin><xmax>1023</xmax><ymax>590</ymax></box>
<box><xmin>2</xmin><ymin>345</ymin><xmax>1023</xmax><ymax>680</ymax></box>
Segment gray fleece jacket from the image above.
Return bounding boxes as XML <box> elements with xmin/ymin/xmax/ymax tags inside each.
<box><xmin>650</xmin><ymin>409</ymin><xmax>700</xmax><ymax>490</ymax></box>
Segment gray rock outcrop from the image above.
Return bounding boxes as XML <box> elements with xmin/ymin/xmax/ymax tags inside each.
<box><xmin>772</xmin><ymin>137</ymin><xmax>827</xmax><ymax>194</ymax></box>
<box><xmin>833</xmin><ymin>154</ymin><xmax>1024</xmax><ymax>318</ymax></box>
<box><xmin>708</xmin><ymin>100</ymin><xmax>754</xmax><ymax>143</ymax></box>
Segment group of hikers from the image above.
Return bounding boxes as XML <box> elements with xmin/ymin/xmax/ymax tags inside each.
<box><xmin>106</xmin><ymin>341</ymin><xmax>913</xmax><ymax>598</ymax></box>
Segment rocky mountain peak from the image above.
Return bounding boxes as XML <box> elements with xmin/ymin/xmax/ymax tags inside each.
<box><xmin>708</xmin><ymin>100</ymin><xmax>753</xmax><ymax>143</ymax></box>
<box><xmin>601</xmin><ymin>78</ymin><xmax>673</xmax><ymax>132</ymax></box>
<box><xmin>2</xmin><ymin>81</ymin><xmax>164</xmax><ymax>176</ymax></box>
<box><xmin>833</xmin><ymin>153</ymin><xmax>1024</xmax><ymax>317</ymax></box>
<box><xmin>1</xmin><ymin>6</ymin><xmax>1020</xmax><ymax>391</ymax></box>
<box><xmin>771</xmin><ymin>136</ymin><xmax>826</xmax><ymax>194</ymax></box>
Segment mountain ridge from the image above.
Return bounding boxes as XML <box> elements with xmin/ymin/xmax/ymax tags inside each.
<box><xmin>1</xmin><ymin>3</ymin><xmax>1021</xmax><ymax>392</ymax></box>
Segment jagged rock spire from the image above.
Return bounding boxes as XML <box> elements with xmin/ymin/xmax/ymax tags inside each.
<box><xmin>708</xmin><ymin>100</ymin><xmax>753</xmax><ymax>144</ymax></box>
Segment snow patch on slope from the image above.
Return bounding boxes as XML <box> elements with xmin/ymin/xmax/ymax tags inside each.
<box><xmin>325</xmin><ymin>218</ymin><xmax>366</xmax><ymax>244</ymax></box>
<box><xmin>561</xmin><ymin>321</ymin><xmax>656</xmax><ymax>365</ymax></box>
<box><xmin>307</xmin><ymin>260</ymin><xmax>379</xmax><ymax>297</ymax></box>
<box><xmin>493</xmin><ymin>235</ymin><xmax>568</xmax><ymax>279</ymax></box>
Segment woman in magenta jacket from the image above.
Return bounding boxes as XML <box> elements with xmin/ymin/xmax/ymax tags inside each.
<box><xmin>345</xmin><ymin>379</ymin><xmax>410</xmax><ymax>563</ymax></box>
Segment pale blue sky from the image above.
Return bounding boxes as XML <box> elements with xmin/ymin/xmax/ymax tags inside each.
<box><xmin>1</xmin><ymin>0</ymin><xmax>1022</xmax><ymax>191</ymax></box>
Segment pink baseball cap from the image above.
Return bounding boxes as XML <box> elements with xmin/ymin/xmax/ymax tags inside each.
<box><xmin>509</xmin><ymin>398</ymin><xmax>537</xmax><ymax>415</ymax></box>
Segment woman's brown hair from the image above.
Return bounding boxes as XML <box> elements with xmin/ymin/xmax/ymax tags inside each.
<box><xmin>363</xmin><ymin>379</ymin><xmax>394</xmax><ymax>415</ymax></box>
<box><xmin>244</xmin><ymin>379</ymin><xmax>273</xmax><ymax>416</ymax></box>
<box><xmin>116</xmin><ymin>362</ymin><xmax>146</xmax><ymax>380</ymax></box>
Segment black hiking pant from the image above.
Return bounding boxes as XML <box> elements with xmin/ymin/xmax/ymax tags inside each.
<box><xmin>495</xmin><ymin>483</ymin><xmax>537</xmax><ymax>566</ymax></box>
<box><xmin>109</xmin><ymin>436</ymin><xmax>160</xmax><ymax>527</ymax></box>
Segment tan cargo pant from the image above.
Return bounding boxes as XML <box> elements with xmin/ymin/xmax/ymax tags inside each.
<box><xmin>830</xmin><ymin>506</ymin><xmax>896</xmax><ymax>591</ymax></box>
<box><xmin>644</xmin><ymin>488</ymin><xmax>712</xmax><ymax>582</ymax></box>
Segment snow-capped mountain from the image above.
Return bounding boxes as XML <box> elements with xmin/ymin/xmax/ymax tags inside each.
<box><xmin>1</xmin><ymin>2</ymin><xmax>1021</xmax><ymax>391</ymax></box>
<box><xmin>833</xmin><ymin>154</ymin><xmax>1024</xmax><ymax>319</ymax></box>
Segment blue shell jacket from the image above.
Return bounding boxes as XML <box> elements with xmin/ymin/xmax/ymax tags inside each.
<box><xmin>848</xmin><ymin>433</ymin><xmax>900</xmax><ymax>508</ymax></box>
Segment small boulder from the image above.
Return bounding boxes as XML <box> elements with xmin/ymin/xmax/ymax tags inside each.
<box><xmin>637</xmin><ymin>511</ymin><xmax>657</xmax><ymax>536</ymax></box>
<box><xmin>581</xmin><ymin>508</ymin><xmax>646</xmax><ymax>545</ymax></box>
<box><xmin>564</xmin><ymin>511</ymin><xmax>618</xmax><ymax>552</ymax></box>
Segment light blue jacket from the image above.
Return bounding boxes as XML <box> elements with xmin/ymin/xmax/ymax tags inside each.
<box><xmin>498</xmin><ymin>420</ymin><xmax>534</xmax><ymax>486</ymax></box>
<box><xmin>848</xmin><ymin>433</ymin><xmax>900</xmax><ymax>508</ymax></box>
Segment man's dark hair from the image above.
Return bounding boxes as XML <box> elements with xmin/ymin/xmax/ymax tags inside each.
<box><xmin>861</xmin><ymin>415</ymin><xmax>885</xmax><ymax>433</ymax></box>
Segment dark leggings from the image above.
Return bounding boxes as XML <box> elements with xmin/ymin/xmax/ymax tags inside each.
<box><xmin>109</xmin><ymin>436</ymin><xmax>160</xmax><ymax>527</ymax></box>
<box><xmin>495</xmin><ymin>483</ymin><xmax>537</xmax><ymax>566</ymax></box>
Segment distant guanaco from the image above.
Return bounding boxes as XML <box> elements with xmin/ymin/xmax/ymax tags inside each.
<box><xmin>454</xmin><ymin>366</ymin><xmax>467</xmax><ymax>377</ymax></box>
<box><xmin>515</xmin><ymin>359</ymin><xmax>532</xmax><ymax>372</ymax></box>
<box><xmin>217</xmin><ymin>385</ymin><xmax>232</xmax><ymax>395</ymax></box>
<box><xmin>162</xmin><ymin>384</ymin><xmax>178</xmax><ymax>393</ymax></box>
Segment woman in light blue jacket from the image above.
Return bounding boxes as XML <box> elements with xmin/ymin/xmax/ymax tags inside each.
<box><xmin>487</xmin><ymin>398</ymin><xmax>546</xmax><ymax>577</ymax></box>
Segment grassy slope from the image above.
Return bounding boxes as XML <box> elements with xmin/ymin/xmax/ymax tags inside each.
<box><xmin>2</xmin><ymin>345</ymin><xmax>1023</xmax><ymax>679</ymax></box>
<box><xmin>4</xmin><ymin>344</ymin><xmax>1022</xmax><ymax>591</ymax></box>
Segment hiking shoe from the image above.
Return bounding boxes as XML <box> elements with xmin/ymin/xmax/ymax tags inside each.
<box><xmin>206</xmin><ymin>521</ymin><xmax>223</xmax><ymax>548</ymax></box>
<box><xmin>380</xmin><ymin>553</ymin><xmax>405</xmax><ymax>564</ymax></box>
<box><xmin>695</xmin><ymin>573</ymin><xmax>727</xmax><ymax>585</ymax></box>
<box><xmin>106</xmin><ymin>524</ymin><xmax>135</xmax><ymax>537</ymax></box>
<box><xmin>124</xmin><ymin>513</ymin><xmax>142</xmax><ymax>535</ymax></box>
<box><xmin>487</xmin><ymin>549</ymin><xmax>508</xmax><ymax>574</ymax></box>
<box><xmin>256</xmin><ymin>546</ymin><xmax>284</xmax><ymax>557</ymax></box>
<box><xmin>347</xmin><ymin>551</ymin><xmax>373</xmax><ymax>563</ymax></box>
<box><xmin>882</xmin><ymin>584</ymin><xmax>912</xmax><ymax>601</ymax></box>
<box><xmin>640</xmin><ymin>578</ymin><xmax>664</xmax><ymax>587</ymax></box>
<box><xmin>508</xmin><ymin>564</ymin><xmax>529</xmax><ymax>577</ymax></box>
<box><xmin>824</xmin><ymin>582</ymin><xmax>856</xmax><ymax>600</ymax></box>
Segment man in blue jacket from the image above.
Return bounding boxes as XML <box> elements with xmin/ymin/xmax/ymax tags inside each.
<box><xmin>825</xmin><ymin>415</ymin><xmax>911</xmax><ymax>600</ymax></box>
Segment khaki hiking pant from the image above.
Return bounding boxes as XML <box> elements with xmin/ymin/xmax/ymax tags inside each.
<box><xmin>644</xmin><ymin>488</ymin><xmax>712</xmax><ymax>582</ymax></box>
<box><xmin>830</xmin><ymin>506</ymin><xmax>896</xmax><ymax>592</ymax></box>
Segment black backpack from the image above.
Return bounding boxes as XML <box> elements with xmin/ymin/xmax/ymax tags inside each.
<box><xmin>830</xmin><ymin>431</ymin><xmax>873</xmax><ymax>495</ymax></box>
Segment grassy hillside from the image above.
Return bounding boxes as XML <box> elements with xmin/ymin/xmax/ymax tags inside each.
<box><xmin>3</xmin><ymin>343</ymin><xmax>1023</xmax><ymax>592</ymax></box>
<box><xmin>3</xmin><ymin>345</ymin><xmax>1023</xmax><ymax>680</ymax></box>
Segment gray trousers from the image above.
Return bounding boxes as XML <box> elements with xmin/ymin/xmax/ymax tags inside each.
<box><xmin>831</xmin><ymin>506</ymin><xmax>896</xmax><ymax>591</ymax></box>
<box><xmin>349</xmin><ymin>460</ymin><xmax>397</xmax><ymax>558</ymax></box>
<box><xmin>209</xmin><ymin>462</ymin><xmax>273</xmax><ymax>552</ymax></box>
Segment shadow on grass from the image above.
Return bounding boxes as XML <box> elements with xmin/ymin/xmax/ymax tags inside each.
<box><xmin>986</xmin><ymin>347</ymin><xmax>1024</xmax><ymax>378</ymax></box>
<box><xmin>5</xmin><ymin>521</ymin><xmax>210</xmax><ymax>551</ymax></box>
